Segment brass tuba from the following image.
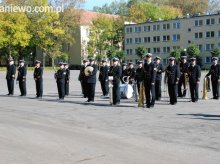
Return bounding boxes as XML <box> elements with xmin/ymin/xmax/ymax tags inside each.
<box><xmin>84</xmin><ymin>66</ymin><xmax>94</xmax><ymax>76</ymax></box>
<box><xmin>202</xmin><ymin>77</ymin><xmax>209</xmax><ymax>100</ymax></box>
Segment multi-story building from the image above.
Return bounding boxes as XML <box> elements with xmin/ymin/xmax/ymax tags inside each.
<box><xmin>124</xmin><ymin>12</ymin><xmax>220</xmax><ymax>67</ymax></box>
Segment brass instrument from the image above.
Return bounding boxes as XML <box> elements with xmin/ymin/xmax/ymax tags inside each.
<box><xmin>184</xmin><ymin>73</ymin><xmax>189</xmax><ymax>96</ymax></box>
<box><xmin>202</xmin><ymin>77</ymin><xmax>209</xmax><ymax>100</ymax></box>
<box><xmin>108</xmin><ymin>76</ymin><xmax>114</xmax><ymax>105</ymax></box>
<box><xmin>84</xmin><ymin>66</ymin><xmax>94</xmax><ymax>76</ymax></box>
<box><xmin>138</xmin><ymin>82</ymin><xmax>145</xmax><ymax>107</ymax></box>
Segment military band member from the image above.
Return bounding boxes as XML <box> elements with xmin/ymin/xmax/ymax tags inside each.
<box><xmin>135</xmin><ymin>60</ymin><xmax>143</xmax><ymax>94</ymax></box>
<box><xmin>86</xmin><ymin>58</ymin><xmax>98</xmax><ymax>102</ymax></box>
<box><xmin>64</xmin><ymin>63</ymin><xmax>70</xmax><ymax>96</ymax></box>
<box><xmin>178</xmin><ymin>56</ymin><xmax>189</xmax><ymax>97</ymax></box>
<box><xmin>55</xmin><ymin>62</ymin><xmax>66</xmax><ymax>100</ymax></box>
<box><xmin>33</xmin><ymin>60</ymin><xmax>43</xmax><ymax>98</ymax></box>
<box><xmin>17</xmin><ymin>60</ymin><xmax>27</xmax><ymax>96</ymax></box>
<box><xmin>154</xmin><ymin>56</ymin><xmax>164</xmax><ymax>101</ymax></box>
<box><xmin>205</xmin><ymin>57</ymin><xmax>220</xmax><ymax>100</ymax></box>
<box><xmin>79</xmin><ymin>59</ymin><xmax>89</xmax><ymax>98</ymax></box>
<box><xmin>188</xmin><ymin>57</ymin><xmax>201</xmax><ymax>102</ymax></box>
<box><xmin>143</xmin><ymin>53</ymin><xmax>156</xmax><ymax>108</ymax></box>
<box><xmin>99</xmin><ymin>59</ymin><xmax>109</xmax><ymax>96</ymax></box>
<box><xmin>121</xmin><ymin>63</ymin><xmax>127</xmax><ymax>84</ymax></box>
<box><xmin>165</xmin><ymin>57</ymin><xmax>180</xmax><ymax>105</ymax></box>
<box><xmin>126</xmin><ymin>62</ymin><xmax>135</xmax><ymax>84</ymax></box>
<box><xmin>6</xmin><ymin>57</ymin><xmax>16</xmax><ymax>96</ymax></box>
<box><xmin>109</xmin><ymin>57</ymin><xmax>122</xmax><ymax>105</ymax></box>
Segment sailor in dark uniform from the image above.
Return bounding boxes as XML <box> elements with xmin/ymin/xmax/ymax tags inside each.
<box><xmin>99</xmin><ymin>59</ymin><xmax>109</xmax><ymax>96</ymax></box>
<box><xmin>165</xmin><ymin>57</ymin><xmax>180</xmax><ymax>105</ymax></box>
<box><xmin>206</xmin><ymin>57</ymin><xmax>220</xmax><ymax>100</ymax></box>
<box><xmin>6</xmin><ymin>57</ymin><xmax>16</xmax><ymax>96</ymax></box>
<box><xmin>86</xmin><ymin>58</ymin><xmax>98</xmax><ymax>102</ymax></box>
<box><xmin>33</xmin><ymin>60</ymin><xmax>43</xmax><ymax>98</ymax></box>
<box><xmin>109</xmin><ymin>57</ymin><xmax>122</xmax><ymax>105</ymax></box>
<box><xmin>78</xmin><ymin>59</ymin><xmax>89</xmax><ymax>98</ymax></box>
<box><xmin>154</xmin><ymin>56</ymin><xmax>164</xmax><ymax>101</ymax></box>
<box><xmin>121</xmin><ymin>63</ymin><xmax>127</xmax><ymax>84</ymax></box>
<box><xmin>135</xmin><ymin>60</ymin><xmax>143</xmax><ymax>94</ymax></box>
<box><xmin>188</xmin><ymin>57</ymin><xmax>201</xmax><ymax>102</ymax></box>
<box><xmin>143</xmin><ymin>53</ymin><xmax>156</xmax><ymax>108</ymax></box>
<box><xmin>126</xmin><ymin>62</ymin><xmax>136</xmax><ymax>84</ymax></box>
<box><xmin>64</xmin><ymin>63</ymin><xmax>70</xmax><ymax>96</ymax></box>
<box><xmin>55</xmin><ymin>62</ymin><xmax>66</xmax><ymax>100</ymax></box>
<box><xmin>16</xmin><ymin>60</ymin><xmax>27</xmax><ymax>96</ymax></box>
<box><xmin>178</xmin><ymin>56</ymin><xmax>189</xmax><ymax>97</ymax></box>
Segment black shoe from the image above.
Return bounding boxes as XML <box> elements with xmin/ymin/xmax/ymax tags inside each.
<box><xmin>150</xmin><ymin>104</ymin><xmax>154</xmax><ymax>108</ymax></box>
<box><xmin>146</xmin><ymin>105</ymin><xmax>151</xmax><ymax>108</ymax></box>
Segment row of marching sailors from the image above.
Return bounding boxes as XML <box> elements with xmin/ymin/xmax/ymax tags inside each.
<box><xmin>6</xmin><ymin>57</ymin><xmax>70</xmax><ymax>100</ymax></box>
<box><xmin>178</xmin><ymin>55</ymin><xmax>220</xmax><ymax>100</ymax></box>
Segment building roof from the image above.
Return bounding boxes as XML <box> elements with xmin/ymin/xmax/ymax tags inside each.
<box><xmin>79</xmin><ymin>10</ymin><xmax>119</xmax><ymax>26</ymax></box>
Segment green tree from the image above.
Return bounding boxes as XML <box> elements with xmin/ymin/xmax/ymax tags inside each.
<box><xmin>170</xmin><ymin>48</ymin><xmax>182</xmax><ymax>59</ymax></box>
<box><xmin>106</xmin><ymin>46</ymin><xmax>117</xmax><ymax>59</ymax></box>
<box><xmin>115</xmin><ymin>50</ymin><xmax>126</xmax><ymax>61</ymax></box>
<box><xmin>187</xmin><ymin>44</ymin><xmax>200</xmax><ymax>57</ymax></box>
<box><xmin>210</xmin><ymin>47</ymin><xmax>220</xmax><ymax>57</ymax></box>
<box><xmin>136</xmin><ymin>46</ymin><xmax>146</xmax><ymax>59</ymax></box>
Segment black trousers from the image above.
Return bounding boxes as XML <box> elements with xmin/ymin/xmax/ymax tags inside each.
<box><xmin>211</xmin><ymin>79</ymin><xmax>219</xmax><ymax>99</ymax></box>
<box><xmin>7</xmin><ymin>79</ymin><xmax>14</xmax><ymax>95</ymax></box>
<box><xmin>100</xmin><ymin>80</ymin><xmax>109</xmax><ymax>96</ymax></box>
<box><xmin>168</xmin><ymin>83</ymin><xmax>177</xmax><ymax>104</ymax></box>
<box><xmin>19</xmin><ymin>80</ymin><xmax>26</xmax><ymax>96</ymax></box>
<box><xmin>113</xmin><ymin>82</ymin><xmax>120</xmax><ymax>104</ymax></box>
<box><xmin>65</xmin><ymin>81</ymin><xmax>69</xmax><ymax>96</ymax></box>
<box><xmin>155</xmin><ymin>80</ymin><xmax>162</xmax><ymax>100</ymax></box>
<box><xmin>35</xmin><ymin>79</ymin><xmax>43</xmax><ymax>97</ymax></box>
<box><xmin>189</xmin><ymin>82</ymin><xmax>199</xmax><ymax>102</ymax></box>
<box><xmin>57</xmin><ymin>81</ymin><xmax>65</xmax><ymax>99</ymax></box>
<box><xmin>144</xmin><ymin>81</ymin><xmax>155</xmax><ymax>107</ymax></box>
<box><xmin>178</xmin><ymin>74</ymin><xmax>187</xmax><ymax>97</ymax></box>
<box><xmin>87</xmin><ymin>83</ymin><xmax>96</xmax><ymax>101</ymax></box>
<box><xmin>81</xmin><ymin>80</ymin><xmax>88</xmax><ymax>98</ymax></box>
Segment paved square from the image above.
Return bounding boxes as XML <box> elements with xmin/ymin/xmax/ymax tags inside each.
<box><xmin>0</xmin><ymin>70</ymin><xmax>219</xmax><ymax>164</ymax></box>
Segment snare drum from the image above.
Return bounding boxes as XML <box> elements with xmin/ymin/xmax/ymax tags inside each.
<box><xmin>120</xmin><ymin>84</ymin><xmax>133</xmax><ymax>99</ymax></box>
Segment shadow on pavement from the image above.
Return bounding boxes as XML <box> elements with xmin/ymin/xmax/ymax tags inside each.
<box><xmin>177</xmin><ymin>113</ymin><xmax>220</xmax><ymax>121</ymax></box>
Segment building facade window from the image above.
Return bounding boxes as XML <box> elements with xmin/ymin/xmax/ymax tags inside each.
<box><xmin>125</xmin><ymin>38</ymin><xmax>133</xmax><ymax>44</ymax></box>
<box><xmin>126</xmin><ymin>49</ymin><xmax>133</xmax><ymax>55</ymax></box>
<box><xmin>173</xmin><ymin>22</ymin><xmax>180</xmax><ymax>29</ymax></box>
<box><xmin>206</xmin><ymin>18</ymin><xmax>215</xmax><ymax>25</ymax></box>
<box><xmin>125</xmin><ymin>27</ymin><xmax>132</xmax><ymax>33</ymax></box>
<box><xmin>153</xmin><ymin>24</ymin><xmax>160</xmax><ymax>31</ymax></box>
<box><xmin>197</xmin><ymin>44</ymin><xmax>203</xmax><ymax>51</ymax></box>
<box><xmin>135</xmin><ymin>26</ymin><xmax>141</xmax><ymax>33</ymax></box>
<box><xmin>195</xmin><ymin>32</ymin><xmax>203</xmax><ymax>39</ymax></box>
<box><xmin>153</xmin><ymin>47</ymin><xmax>160</xmax><ymax>54</ymax></box>
<box><xmin>205</xmin><ymin>56</ymin><xmax>211</xmax><ymax>63</ymax></box>
<box><xmin>173</xmin><ymin>46</ymin><xmax>180</xmax><ymax>50</ymax></box>
<box><xmin>206</xmin><ymin>31</ymin><xmax>215</xmax><ymax>38</ymax></box>
<box><xmin>218</xmin><ymin>43</ymin><xmax>220</xmax><ymax>48</ymax></box>
<box><xmin>162</xmin><ymin>23</ymin><xmax>170</xmax><ymax>30</ymax></box>
<box><xmin>205</xmin><ymin>44</ymin><xmax>214</xmax><ymax>51</ymax></box>
<box><xmin>195</xmin><ymin>20</ymin><xmax>203</xmax><ymax>26</ymax></box>
<box><xmin>153</xmin><ymin>36</ymin><xmax>160</xmax><ymax>42</ymax></box>
<box><xmin>163</xmin><ymin>47</ymin><xmax>171</xmax><ymax>53</ymax></box>
<box><xmin>144</xmin><ymin>25</ymin><xmax>151</xmax><ymax>32</ymax></box>
<box><xmin>135</xmin><ymin>37</ymin><xmax>141</xmax><ymax>44</ymax></box>
<box><xmin>163</xmin><ymin>35</ymin><xmax>170</xmax><ymax>42</ymax></box>
<box><xmin>146</xmin><ymin>48</ymin><xmax>151</xmax><ymax>53</ymax></box>
<box><xmin>172</xmin><ymin>34</ymin><xmax>180</xmax><ymax>41</ymax></box>
<box><xmin>144</xmin><ymin>37</ymin><xmax>151</xmax><ymax>43</ymax></box>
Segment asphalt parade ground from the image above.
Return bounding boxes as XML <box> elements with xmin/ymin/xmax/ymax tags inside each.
<box><xmin>0</xmin><ymin>70</ymin><xmax>219</xmax><ymax>164</ymax></box>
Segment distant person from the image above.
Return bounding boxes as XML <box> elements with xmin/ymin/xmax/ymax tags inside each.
<box><xmin>17</xmin><ymin>60</ymin><xmax>27</xmax><ymax>96</ymax></box>
<box><xmin>64</xmin><ymin>63</ymin><xmax>70</xmax><ymax>96</ymax></box>
<box><xmin>205</xmin><ymin>57</ymin><xmax>220</xmax><ymax>100</ymax></box>
<box><xmin>33</xmin><ymin>60</ymin><xmax>43</xmax><ymax>98</ymax></box>
<box><xmin>99</xmin><ymin>59</ymin><xmax>109</xmax><ymax>97</ymax></box>
<box><xmin>55</xmin><ymin>62</ymin><xmax>66</xmax><ymax>100</ymax></box>
<box><xmin>6</xmin><ymin>57</ymin><xmax>16</xmax><ymax>96</ymax></box>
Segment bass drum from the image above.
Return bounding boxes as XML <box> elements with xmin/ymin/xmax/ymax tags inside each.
<box><xmin>120</xmin><ymin>84</ymin><xmax>133</xmax><ymax>99</ymax></box>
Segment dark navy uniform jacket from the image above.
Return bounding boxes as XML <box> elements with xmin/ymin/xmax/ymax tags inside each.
<box><xmin>99</xmin><ymin>65</ymin><xmax>109</xmax><ymax>81</ymax></box>
<box><xmin>86</xmin><ymin>64</ymin><xmax>98</xmax><ymax>84</ymax></box>
<box><xmin>6</xmin><ymin>64</ymin><xmax>16</xmax><ymax>80</ymax></box>
<box><xmin>56</xmin><ymin>69</ymin><xmax>66</xmax><ymax>83</ymax></box>
<box><xmin>34</xmin><ymin>67</ymin><xmax>43</xmax><ymax>80</ymax></box>
<box><xmin>155</xmin><ymin>63</ymin><xmax>164</xmax><ymax>81</ymax></box>
<box><xmin>109</xmin><ymin>65</ymin><xmax>122</xmax><ymax>84</ymax></box>
<box><xmin>166</xmin><ymin>64</ymin><xmax>180</xmax><ymax>84</ymax></box>
<box><xmin>188</xmin><ymin>65</ymin><xmax>201</xmax><ymax>83</ymax></box>
<box><xmin>206</xmin><ymin>64</ymin><xmax>220</xmax><ymax>81</ymax></box>
<box><xmin>143</xmin><ymin>62</ymin><xmax>156</xmax><ymax>84</ymax></box>
<box><xmin>17</xmin><ymin>66</ymin><xmax>27</xmax><ymax>81</ymax></box>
